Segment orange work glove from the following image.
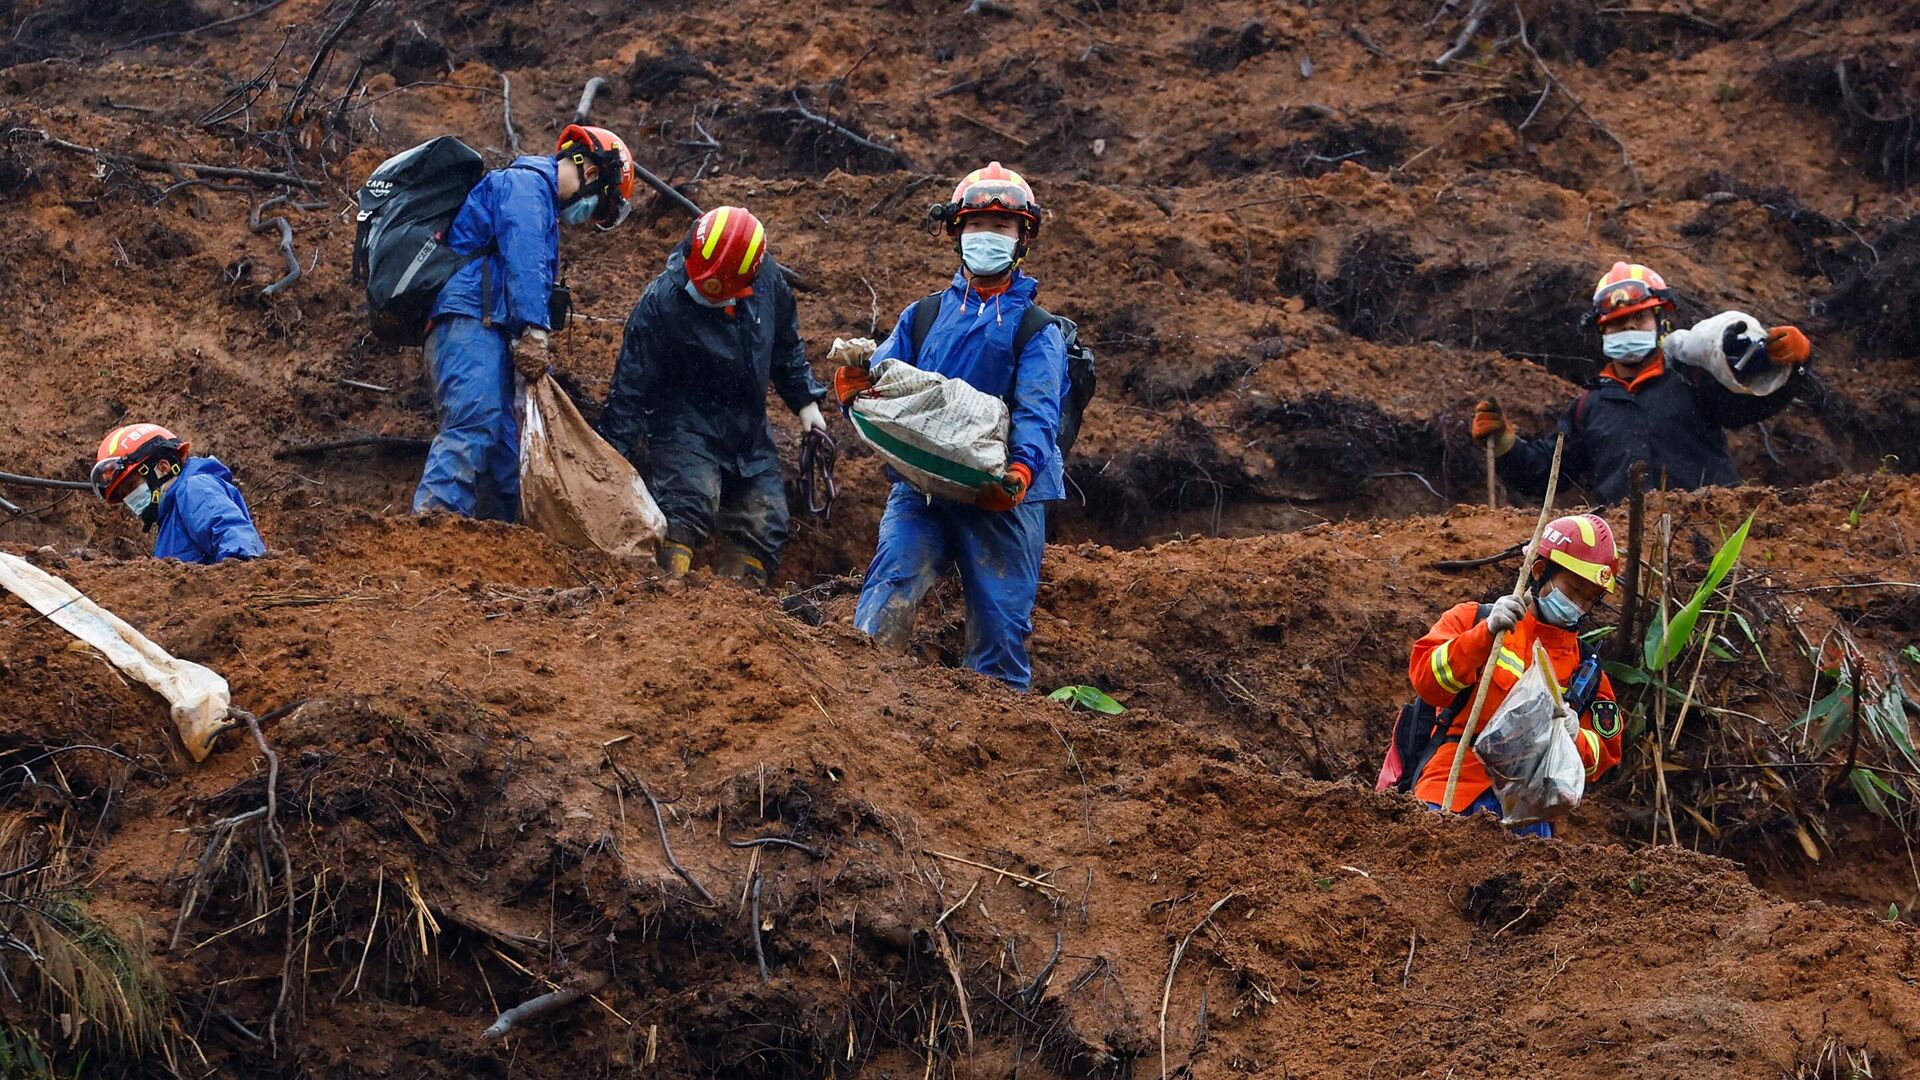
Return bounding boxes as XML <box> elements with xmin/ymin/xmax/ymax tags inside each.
<box><xmin>1766</xmin><ymin>326</ymin><xmax>1810</xmax><ymax>367</ymax></box>
<box><xmin>977</xmin><ymin>462</ymin><xmax>1032</xmax><ymax>512</ymax></box>
<box><xmin>1471</xmin><ymin>400</ymin><xmax>1516</xmax><ymax>457</ymax></box>
<box><xmin>834</xmin><ymin>365</ymin><xmax>873</xmax><ymax>407</ymax></box>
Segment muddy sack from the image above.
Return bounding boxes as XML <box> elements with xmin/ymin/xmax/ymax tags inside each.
<box><xmin>1472</xmin><ymin>643</ymin><xmax>1586</xmax><ymax>826</ymax></box>
<box><xmin>848</xmin><ymin>358</ymin><xmax>1010</xmax><ymax>504</ymax></box>
<box><xmin>519</xmin><ymin>374</ymin><xmax>668</xmax><ymax>559</ymax></box>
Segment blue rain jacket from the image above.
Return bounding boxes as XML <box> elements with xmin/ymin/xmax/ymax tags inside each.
<box><xmin>870</xmin><ymin>270</ymin><xmax>1067</xmax><ymax>501</ymax></box>
<box><xmin>152</xmin><ymin>457</ymin><xmax>265</xmax><ymax>564</ymax></box>
<box><xmin>429</xmin><ymin>155</ymin><xmax>559</xmax><ymax>335</ymax></box>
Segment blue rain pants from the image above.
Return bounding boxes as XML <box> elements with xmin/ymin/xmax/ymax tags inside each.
<box><xmin>413</xmin><ymin>315</ymin><xmax>518</xmax><ymax>520</ymax></box>
<box><xmin>854</xmin><ymin>483</ymin><xmax>1046</xmax><ymax>691</ymax></box>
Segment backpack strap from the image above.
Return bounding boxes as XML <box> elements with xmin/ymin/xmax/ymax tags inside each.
<box><xmin>1012</xmin><ymin>303</ymin><xmax>1053</xmax><ymax>358</ymax></box>
<box><xmin>907</xmin><ymin>290</ymin><xmax>945</xmax><ymax>357</ymax></box>
<box><xmin>1572</xmin><ymin>389</ymin><xmax>1594</xmax><ymax>433</ymax></box>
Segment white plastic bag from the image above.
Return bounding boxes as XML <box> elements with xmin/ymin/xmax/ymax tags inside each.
<box><xmin>1662</xmin><ymin>310</ymin><xmax>1793</xmax><ymax>398</ymax></box>
<box><xmin>1472</xmin><ymin>643</ymin><xmax>1586</xmax><ymax>826</ymax></box>
<box><xmin>519</xmin><ymin>374</ymin><xmax>667</xmax><ymax>560</ymax></box>
<box><xmin>0</xmin><ymin>552</ymin><xmax>231</xmax><ymax>761</ymax></box>
<box><xmin>848</xmin><ymin>357</ymin><xmax>1009</xmax><ymax>504</ymax></box>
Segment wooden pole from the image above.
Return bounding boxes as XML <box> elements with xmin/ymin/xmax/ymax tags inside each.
<box><xmin>1485</xmin><ymin>441</ymin><xmax>1499</xmax><ymax>509</ymax></box>
<box><xmin>1439</xmin><ymin>433</ymin><xmax>1567</xmax><ymax>813</ymax></box>
<box><xmin>1610</xmin><ymin>461</ymin><xmax>1648</xmax><ymax>665</ymax></box>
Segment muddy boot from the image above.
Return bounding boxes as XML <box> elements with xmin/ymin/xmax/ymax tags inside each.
<box><xmin>658</xmin><ymin>531</ymin><xmax>696</xmax><ymax>578</ymax></box>
<box><xmin>713</xmin><ymin>542</ymin><xmax>770</xmax><ymax>589</ymax></box>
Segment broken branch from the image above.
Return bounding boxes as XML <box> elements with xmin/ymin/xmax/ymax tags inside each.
<box><xmin>761</xmin><ymin>93</ymin><xmax>912</xmax><ymax>168</ymax></box>
<box><xmin>481</xmin><ymin>972</ymin><xmax>609</xmax><ymax>1040</ymax></box>
<box><xmin>19</xmin><ymin>130</ymin><xmax>315</xmax><ymax>189</ymax></box>
<box><xmin>749</xmin><ymin>870</ymin><xmax>770</xmax><ymax>982</ymax></box>
<box><xmin>571</xmin><ymin>77</ymin><xmax>609</xmax><ymax>125</ymax></box>
<box><xmin>283</xmin><ymin>0</ymin><xmax>374</xmax><ymax>127</ymax></box>
<box><xmin>1159</xmin><ymin>892</ymin><xmax>1237</xmax><ymax>1080</ymax></box>
<box><xmin>273</xmin><ymin>436</ymin><xmax>431</xmax><ymax>460</ymax></box>
<box><xmin>113</xmin><ymin>0</ymin><xmax>292</xmax><ymax>51</ymax></box>
<box><xmin>632</xmin><ymin>776</ymin><xmax>717</xmax><ymax>907</ymax></box>
<box><xmin>922</xmin><ymin>849</ymin><xmax>1062</xmax><ymax>894</ymax></box>
<box><xmin>500</xmin><ymin>74</ymin><xmax>523</xmax><ymax>157</ymax></box>
<box><xmin>726</xmin><ymin>836</ymin><xmax>822</xmax><ymax>857</ymax></box>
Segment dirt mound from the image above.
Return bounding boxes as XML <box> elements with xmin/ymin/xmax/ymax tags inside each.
<box><xmin>4</xmin><ymin>0</ymin><xmax>1920</xmax><ymax>1073</ymax></box>
<box><xmin>3</xmin><ymin>517</ymin><xmax>1919</xmax><ymax>1076</ymax></box>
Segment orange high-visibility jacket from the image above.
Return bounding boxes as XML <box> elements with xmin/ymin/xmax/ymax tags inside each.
<box><xmin>1409</xmin><ymin>601</ymin><xmax>1623</xmax><ymax>812</ymax></box>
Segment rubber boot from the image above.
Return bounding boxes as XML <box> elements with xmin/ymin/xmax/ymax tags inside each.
<box><xmin>714</xmin><ymin>542</ymin><xmax>770</xmax><ymax>589</ymax></box>
<box><xmin>659</xmin><ymin>539</ymin><xmax>694</xmax><ymax>578</ymax></box>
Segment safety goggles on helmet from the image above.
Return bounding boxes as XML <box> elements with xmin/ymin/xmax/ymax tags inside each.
<box><xmin>91</xmin><ymin>444</ymin><xmax>183</xmax><ymax>504</ymax></box>
<box><xmin>555</xmin><ymin>124</ymin><xmax>637</xmax><ymax>231</ymax></box>
<box><xmin>1585</xmin><ymin>262</ymin><xmax>1675</xmax><ymax>328</ymax></box>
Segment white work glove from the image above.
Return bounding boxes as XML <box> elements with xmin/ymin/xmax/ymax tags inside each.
<box><xmin>1485</xmin><ymin>594</ymin><xmax>1528</xmax><ymax>635</ymax></box>
<box><xmin>1555</xmin><ymin>699</ymin><xmax>1580</xmax><ymax>742</ymax></box>
<box><xmin>797</xmin><ymin>401</ymin><xmax>828</xmax><ymax>436</ymax></box>
<box><xmin>827</xmin><ymin>337</ymin><xmax>878</xmax><ymax>368</ymax></box>
<box><xmin>513</xmin><ymin>328</ymin><xmax>551</xmax><ymax>380</ymax></box>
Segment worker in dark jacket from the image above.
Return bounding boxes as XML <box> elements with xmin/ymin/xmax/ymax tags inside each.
<box><xmin>91</xmin><ymin>424</ymin><xmax>265</xmax><ymax>564</ymax></box>
<box><xmin>1474</xmin><ymin>262</ymin><xmax>1812</xmax><ymax>505</ymax></box>
<box><xmin>414</xmin><ymin>125</ymin><xmax>636</xmax><ymax>521</ymax></box>
<box><xmin>598</xmin><ymin>206</ymin><xmax>827</xmax><ymax>584</ymax></box>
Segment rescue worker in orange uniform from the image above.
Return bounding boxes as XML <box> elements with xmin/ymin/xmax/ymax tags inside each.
<box><xmin>1408</xmin><ymin>513</ymin><xmax>1625</xmax><ymax>837</ymax></box>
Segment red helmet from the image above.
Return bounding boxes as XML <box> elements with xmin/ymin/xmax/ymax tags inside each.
<box><xmin>92</xmin><ymin>423</ymin><xmax>188</xmax><ymax>504</ymax></box>
<box><xmin>940</xmin><ymin>161</ymin><xmax>1042</xmax><ymax>240</ymax></box>
<box><xmin>556</xmin><ymin>124</ymin><xmax>637</xmax><ymax>229</ymax></box>
<box><xmin>1533</xmin><ymin>513</ymin><xmax>1620</xmax><ymax>593</ymax></box>
<box><xmin>685</xmin><ymin>206</ymin><xmax>767</xmax><ymax>302</ymax></box>
<box><xmin>1586</xmin><ymin>261</ymin><xmax>1676</xmax><ymax>328</ymax></box>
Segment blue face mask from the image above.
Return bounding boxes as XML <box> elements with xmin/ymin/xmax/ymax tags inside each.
<box><xmin>123</xmin><ymin>484</ymin><xmax>156</xmax><ymax>524</ymax></box>
<box><xmin>561</xmin><ymin>195</ymin><xmax>598</xmax><ymax>227</ymax></box>
<box><xmin>960</xmin><ymin>232</ymin><xmax>1018</xmax><ymax>276</ymax></box>
<box><xmin>684</xmin><ymin>279</ymin><xmax>730</xmax><ymax>308</ymax></box>
<box><xmin>1602</xmin><ymin>329</ymin><xmax>1658</xmax><ymax>363</ymax></box>
<box><xmin>1536</xmin><ymin>586</ymin><xmax>1586</xmax><ymax>629</ymax></box>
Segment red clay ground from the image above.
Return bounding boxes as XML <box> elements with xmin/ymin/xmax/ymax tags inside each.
<box><xmin>2</xmin><ymin>0</ymin><xmax>1919</xmax><ymax>1075</ymax></box>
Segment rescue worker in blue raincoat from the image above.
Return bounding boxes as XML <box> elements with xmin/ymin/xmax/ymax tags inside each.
<box><xmin>91</xmin><ymin>424</ymin><xmax>265</xmax><ymax>564</ymax></box>
<box><xmin>834</xmin><ymin>163</ymin><xmax>1067</xmax><ymax>691</ymax></box>
<box><xmin>413</xmin><ymin>125</ymin><xmax>637</xmax><ymax>520</ymax></box>
<box><xmin>597</xmin><ymin>206</ymin><xmax>828</xmax><ymax>585</ymax></box>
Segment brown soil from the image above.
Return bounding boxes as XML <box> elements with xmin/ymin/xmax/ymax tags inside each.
<box><xmin>2</xmin><ymin>0</ymin><xmax>1919</xmax><ymax>1075</ymax></box>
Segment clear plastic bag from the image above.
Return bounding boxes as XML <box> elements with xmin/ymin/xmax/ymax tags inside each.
<box><xmin>1472</xmin><ymin>644</ymin><xmax>1586</xmax><ymax>826</ymax></box>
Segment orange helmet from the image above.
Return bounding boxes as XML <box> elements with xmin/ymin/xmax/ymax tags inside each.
<box><xmin>555</xmin><ymin>124</ymin><xmax>637</xmax><ymax>229</ymax></box>
<box><xmin>1533</xmin><ymin>513</ymin><xmax>1620</xmax><ymax>593</ymax></box>
<box><xmin>685</xmin><ymin>206</ymin><xmax>767</xmax><ymax>303</ymax></box>
<box><xmin>92</xmin><ymin>423</ymin><xmax>188</xmax><ymax>504</ymax></box>
<box><xmin>1586</xmin><ymin>261</ymin><xmax>1676</xmax><ymax>328</ymax></box>
<box><xmin>934</xmin><ymin>161</ymin><xmax>1042</xmax><ymax>240</ymax></box>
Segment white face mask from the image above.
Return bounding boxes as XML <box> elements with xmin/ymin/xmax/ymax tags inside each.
<box><xmin>1603</xmin><ymin>329</ymin><xmax>1658</xmax><ymax>363</ymax></box>
<box><xmin>960</xmin><ymin>232</ymin><xmax>1018</xmax><ymax>276</ymax></box>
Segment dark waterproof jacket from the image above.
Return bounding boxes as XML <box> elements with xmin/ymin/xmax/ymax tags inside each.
<box><xmin>1500</xmin><ymin>356</ymin><xmax>1805</xmax><ymax>505</ymax></box>
<box><xmin>598</xmin><ymin>246</ymin><xmax>825</xmax><ymax>478</ymax></box>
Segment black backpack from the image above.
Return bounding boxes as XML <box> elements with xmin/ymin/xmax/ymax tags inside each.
<box><xmin>353</xmin><ymin>136</ymin><xmax>489</xmax><ymax>347</ymax></box>
<box><xmin>907</xmin><ymin>292</ymin><xmax>1097</xmax><ymax>456</ymax></box>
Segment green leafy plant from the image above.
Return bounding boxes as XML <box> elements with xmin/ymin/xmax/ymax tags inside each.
<box><xmin>1047</xmin><ymin>685</ymin><xmax>1125</xmax><ymax>715</ymax></box>
<box><xmin>1644</xmin><ymin>513</ymin><xmax>1754</xmax><ymax>672</ymax></box>
<box><xmin>1887</xmin><ymin>903</ymin><xmax>1901</xmax><ymax>923</ymax></box>
<box><xmin>1902</xmin><ymin>645</ymin><xmax>1920</xmax><ymax>665</ymax></box>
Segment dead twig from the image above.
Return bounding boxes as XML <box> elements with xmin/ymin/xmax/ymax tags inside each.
<box><xmin>481</xmin><ymin>972</ymin><xmax>609</xmax><ymax>1040</ymax></box>
<box><xmin>283</xmin><ymin>0</ymin><xmax>374</xmax><ymax>127</ymax></box>
<box><xmin>18</xmin><ymin>130</ymin><xmax>315</xmax><ymax>189</ymax></box>
<box><xmin>762</xmin><ymin>93</ymin><xmax>912</xmax><ymax>167</ymax></box>
<box><xmin>1433</xmin><ymin>543</ymin><xmax>1525</xmax><ymax>572</ymax></box>
<box><xmin>232</xmin><ymin>709</ymin><xmax>300</xmax><ymax>1052</ymax></box>
<box><xmin>1433</xmin><ymin>0</ymin><xmax>1493</xmax><ymax>65</ymax></box>
<box><xmin>1021</xmin><ymin>931</ymin><xmax>1063</xmax><ymax>1008</ymax></box>
<box><xmin>932</xmin><ymin>925</ymin><xmax>975</xmax><ymax>1050</ymax></box>
<box><xmin>500</xmin><ymin>74</ymin><xmax>524</xmax><ymax>157</ymax></box>
<box><xmin>1160</xmin><ymin>892</ymin><xmax>1237</xmax><ymax>1080</ymax></box>
<box><xmin>249</xmin><ymin>195</ymin><xmax>301</xmax><ymax>297</ymax></box>
<box><xmin>922</xmin><ymin>849</ymin><xmax>1062</xmax><ymax>894</ymax></box>
<box><xmin>749</xmin><ymin>870</ymin><xmax>770</xmax><ymax>982</ymax></box>
<box><xmin>1512</xmin><ymin>4</ymin><xmax>1642</xmax><ymax>189</ymax></box>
